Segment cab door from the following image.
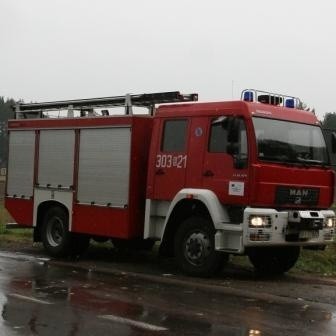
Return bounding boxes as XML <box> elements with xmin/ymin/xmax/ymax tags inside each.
<box><xmin>202</xmin><ymin>116</ymin><xmax>249</xmax><ymax>206</ymax></box>
<box><xmin>153</xmin><ymin>118</ymin><xmax>189</xmax><ymax>200</ymax></box>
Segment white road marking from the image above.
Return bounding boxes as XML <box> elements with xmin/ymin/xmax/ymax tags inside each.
<box><xmin>0</xmin><ymin>251</ymin><xmax>50</xmax><ymax>263</ymax></box>
<box><xmin>99</xmin><ymin>315</ymin><xmax>168</xmax><ymax>332</ymax></box>
<box><xmin>8</xmin><ymin>293</ymin><xmax>53</xmax><ymax>305</ymax></box>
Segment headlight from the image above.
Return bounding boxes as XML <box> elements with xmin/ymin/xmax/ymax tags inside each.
<box><xmin>249</xmin><ymin>215</ymin><xmax>271</xmax><ymax>228</ymax></box>
<box><xmin>324</xmin><ymin>217</ymin><xmax>336</xmax><ymax>228</ymax></box>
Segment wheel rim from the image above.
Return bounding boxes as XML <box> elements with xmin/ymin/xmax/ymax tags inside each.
<box><xmin>184</xmin><ymin>231</ymin><xmax>211</xmax><ymax>266</ymax></box>
<box><xmin>46</xmin><ymin>216</ymin><xmax>64</xmax><ymax>247</ymax></box>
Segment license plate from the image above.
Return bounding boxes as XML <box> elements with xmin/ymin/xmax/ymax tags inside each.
<box><xmin>299</xmin><ymin>230</ymin><xmax>319</xmax><ymax>239</ymax></box>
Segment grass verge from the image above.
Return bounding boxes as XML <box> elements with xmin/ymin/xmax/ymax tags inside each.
<box><xmin>229</xmin><ymin>243</ymin><xmax>336</xmax><ymax>277</ymax></box>
<box><xmin>0</xmin><ymin>200</ymin><xmax>33</xmax><ymax>244</ymax></box>
<box><xmin>294</xmin><ymin>243</ymin><xmax>336</xmax><ymax>276</ymax></box>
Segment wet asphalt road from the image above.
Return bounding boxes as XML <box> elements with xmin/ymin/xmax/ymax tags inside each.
<box><xmin>0</xmin><ymin>251</ymin><xmax>335</xmax><ymax>336</ymax></box>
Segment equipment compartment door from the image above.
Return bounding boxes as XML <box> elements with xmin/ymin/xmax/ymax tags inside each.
<box><xmin>7</xmin><ymin>130</ymin><xmax>35</xmax><ymax>198</ymax></box>
<box><xmin>77</xmin><ymin>127</ymin><xmax>131</xmax><ymax>207</ymax></box>
<box><xmin>153</xmin><ymin>119</ymin><xmax>189</xmax><ymax>200</ymax></box>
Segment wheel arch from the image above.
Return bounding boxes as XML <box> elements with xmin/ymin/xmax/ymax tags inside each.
<box><xmin>33</xmin><ymin>188</ymin><xmax>73</xmax><ymax>242</ymax></box>
<box><xmin>159</xmin><ymin>189</ymin><xmax>229</xmax><ymax>256</ymax></box>
<box><xmin>34</xmin><ymin>201</ymin><xmax>69</xmax><ymax>242</ymax></box>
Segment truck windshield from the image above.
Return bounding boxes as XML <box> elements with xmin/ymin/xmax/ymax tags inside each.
<box><xmin>252</xmin><ymin>117</ymin><xmax>328</xmax><ymax>166</ymax></box>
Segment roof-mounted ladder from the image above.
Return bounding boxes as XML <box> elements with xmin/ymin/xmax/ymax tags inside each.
<box><xmin>13</xmin><ymin>91</ymin><xmax>198</xmax><ymax>119</ymax></box>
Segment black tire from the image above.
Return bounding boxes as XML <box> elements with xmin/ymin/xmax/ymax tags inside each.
<box><xmin>174</xmin><ymin>216</ymin><xmax>227</xmax><ymax>277</ymax></box>
<box><xmin>248</xmin><ymin>246</ymin><xmax>300</xmax><ymax>275</ymax></box>
<box><xmin>41</xmin><ymin>206</ymin><xmax>72</xmax><ymax>258</ymax></box>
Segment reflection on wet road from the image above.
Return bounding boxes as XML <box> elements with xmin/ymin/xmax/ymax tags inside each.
<box><xmin>0</xmin><ymin>251</ymin><xmax>335</xmax><ymax>335</ymax></box>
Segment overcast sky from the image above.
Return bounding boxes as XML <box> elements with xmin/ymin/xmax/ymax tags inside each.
<box><xmin>1</xmin><ymin>0</ymin><xmax>336</xmax><ymax>119</ymax></box>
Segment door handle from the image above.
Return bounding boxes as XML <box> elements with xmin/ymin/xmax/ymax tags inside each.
<box><xmin>203</xmin><ymin>170</ymin><xmax>214</xmax><ymax>177</ymax></box>
<box><xmin>156</xmin><ymin>168</ymin><xmax>165</xmax><ymax>175</ymax></box>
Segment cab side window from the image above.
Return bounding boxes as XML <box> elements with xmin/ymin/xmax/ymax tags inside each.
<box><xmin>161</xmin><ymin>119</ymin><xmax>188</xmax><ymax>152</ymax></box>
<box><xmin>209</xmin><ymin>117</ymin><xmax>247</xmax><ymax>156</ymax></box>
<box><xmin>208</xmin><ymin>117</ymin><xmax>248</xmax><ymax>168</ymax></box>
<box><xmin>209</xmin><ymin>123</ymin><xmax>228</xmax><ymax>152</ymax></box>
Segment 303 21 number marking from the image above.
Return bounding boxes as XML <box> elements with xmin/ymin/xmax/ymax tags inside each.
<box><xmin>156</xmin><ymin>154</ymin><xmax>187</xmax><ymax>169</ymax></box>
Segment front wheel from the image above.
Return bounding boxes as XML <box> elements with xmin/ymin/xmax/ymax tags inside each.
<box><xmin>174</xmin><ymin>217</ymin><xmax>227</xmax><ymax>277</ymax></box>
<box><xmin>248</xmin><ymin>246</ymin><xmax>300</xmax><ymax>275</ymax></box>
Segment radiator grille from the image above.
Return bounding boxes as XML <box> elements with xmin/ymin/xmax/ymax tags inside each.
<box><xmin>275</xmin><ymin>187</ymin><xmax>319</xmax><ymax>206</ymax></box>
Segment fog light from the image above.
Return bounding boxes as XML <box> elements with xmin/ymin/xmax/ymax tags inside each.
<box><xmin>249</xmin><ymin>215</ymin><xmax>271</xmax><ymax>228</ymax></box>
<box><xmin>324</xmin><ymin>217</ymin><xmax>336</xmax><ymax>228</ymax></box>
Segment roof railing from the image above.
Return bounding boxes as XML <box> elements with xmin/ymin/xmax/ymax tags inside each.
<box><xmin>13</xmin><ymin>91</ymin><xmax>198</xmax><ymax>119</ymax></box>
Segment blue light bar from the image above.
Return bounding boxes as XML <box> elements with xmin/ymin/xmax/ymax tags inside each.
<box><xmin>241</xmin><ymin>89</ymin><xmax>301</xmax><ymax>109</ymax></box>
<box><xmin>243</xmin><ymin>91</ymin><xmax>254</xmax><ymax>102</ymax></box>
<box><xmin>285</xmin><ymin>99</ymin><xmax>295</xmax><ymax>108</ymax></box>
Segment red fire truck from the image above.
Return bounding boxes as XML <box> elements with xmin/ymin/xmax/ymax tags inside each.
<box><xmin>5</xmin><ymin>90</ymin><xmax>336</xmax><ymax>276</ymax></box>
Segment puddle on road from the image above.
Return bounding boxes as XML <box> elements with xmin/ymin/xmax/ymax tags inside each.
<box><xmin>0</xmin><ymin>266</ymin><xmax>263</xmax><ymax>335</ymax></box>
<box><xmin>0</xmin><ymin>252</ymin><xmax>336</xmax><ymax>335</ymax></box>
<box><xmin>0</xmin><ymin>292</ymin><xmax>15</xmax><ymax>336</ymax></box>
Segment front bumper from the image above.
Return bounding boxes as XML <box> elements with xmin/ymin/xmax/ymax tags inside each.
<box><xmin>214</xmin><ymin>207</ymin><xmax>335</xmax><ymax>253</ymax></box>
<box><xmin>243</xmin><ymin>208</ymin><xmax>335</xmax><ymax>247</ymax></box>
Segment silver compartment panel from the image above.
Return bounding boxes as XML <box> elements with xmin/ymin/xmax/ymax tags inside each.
<box><xmin>77</xmin><ymin>128</ymin><xmax>131</xmax><ymax>206</ymax></box>
<box><xmin>38</xmin><ymin>130</ymin><xmax>75</xmax><ymax>188</ymax></box>
<box><xmin>7</xmin><ymin>131</ymin><xmax>35</xmax><ymax>197</ymax></box>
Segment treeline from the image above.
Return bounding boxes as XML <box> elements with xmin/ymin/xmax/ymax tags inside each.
<box><xmin>322</xmin><ymin>112</ymin><xmax>336</xmax><ymax>129</ymax></box>
<box><xmin>0</xmin><ymin>97</ymin><xmax>15</xmax><ymax>168</ymax></box>
<box><xmin>321</xmin><ymin>112</ymin><xmax>336</xmax><ymax>166</ymax></box>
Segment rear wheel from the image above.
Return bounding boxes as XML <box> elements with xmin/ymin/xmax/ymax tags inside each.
<box><xmin>248</xmin><ymin>246</ymin><xmax>300</xmax><ymax>275</ymax></box>
<box><xmin>174</xmin><ymin>216</ymin><xmax>227</xmax><ymax>277</ymax></box>
<box><xmin>41</xmin><ymin>206</ymin><xmax>90</xmax><ymax>258</ymax></box>
<box><xmin>41</xmin><ymin>206</ymin><xmax>72</xmax><ymax>258</ymax></box>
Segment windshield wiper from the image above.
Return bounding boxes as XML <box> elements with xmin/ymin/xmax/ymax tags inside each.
<box><xmin>259</xmin><ymin>155</ymin><xmax>291</xmax><ymax>162</ymax></box>
<box><xmin>297</xmin><ymin>157</ymin><xmax>326</xmax><ymax>166</ymax></box>
<box><xmin>258</xmin><ymin>156</ymin><xmax>304</xmax><ymax>167</ymax></box>
<box><xmin>259</xmin><ymin>155</ymin><xmax>327</xmax><ymax>167</ymax></box>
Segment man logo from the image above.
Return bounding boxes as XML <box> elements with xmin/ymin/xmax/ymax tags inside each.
<box><xmin>276</xmin><ymin>187</ymin><xmax>318</xmax><ymax>206</ymax></box>
<box><xmin>290</xmin><ymin>189</ymin><xmax>309</xmax><ymax>197</ymax></box>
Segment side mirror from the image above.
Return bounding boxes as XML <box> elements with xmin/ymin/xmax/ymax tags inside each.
<box><xmin>227</xmin><ymin>118</ymin><xmax>240</xmax><ymax>143</ymax></box>
<box><xmin>332</xmin><ymin>132</ymin><xmax>336</xmax><ymax>153</ymax></box>
<box><xmin>226</xmin><ymin>143</ymin><xmax>239</xmax><ymax>155</ymax></box>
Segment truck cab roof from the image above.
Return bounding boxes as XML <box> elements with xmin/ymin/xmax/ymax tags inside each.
<box><xmin>156</xmin><ymin>100</ymin><xmax>319</xmax><ymax>125</ymax></box>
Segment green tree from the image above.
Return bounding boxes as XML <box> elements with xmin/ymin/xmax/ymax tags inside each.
<box><xmin>322</xmin><ymin>112</ymin><xmax>336</xmax><ymax>129</ymax></box>
<box><xmin>297</xmin><ymin>101</ymin><xmax>315</xmax><ymax>114</ymax></box>
<box><xmin>321</xmin><ymin>112</ymin><xmax>336</xmax><ymax>166</ymax></box>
